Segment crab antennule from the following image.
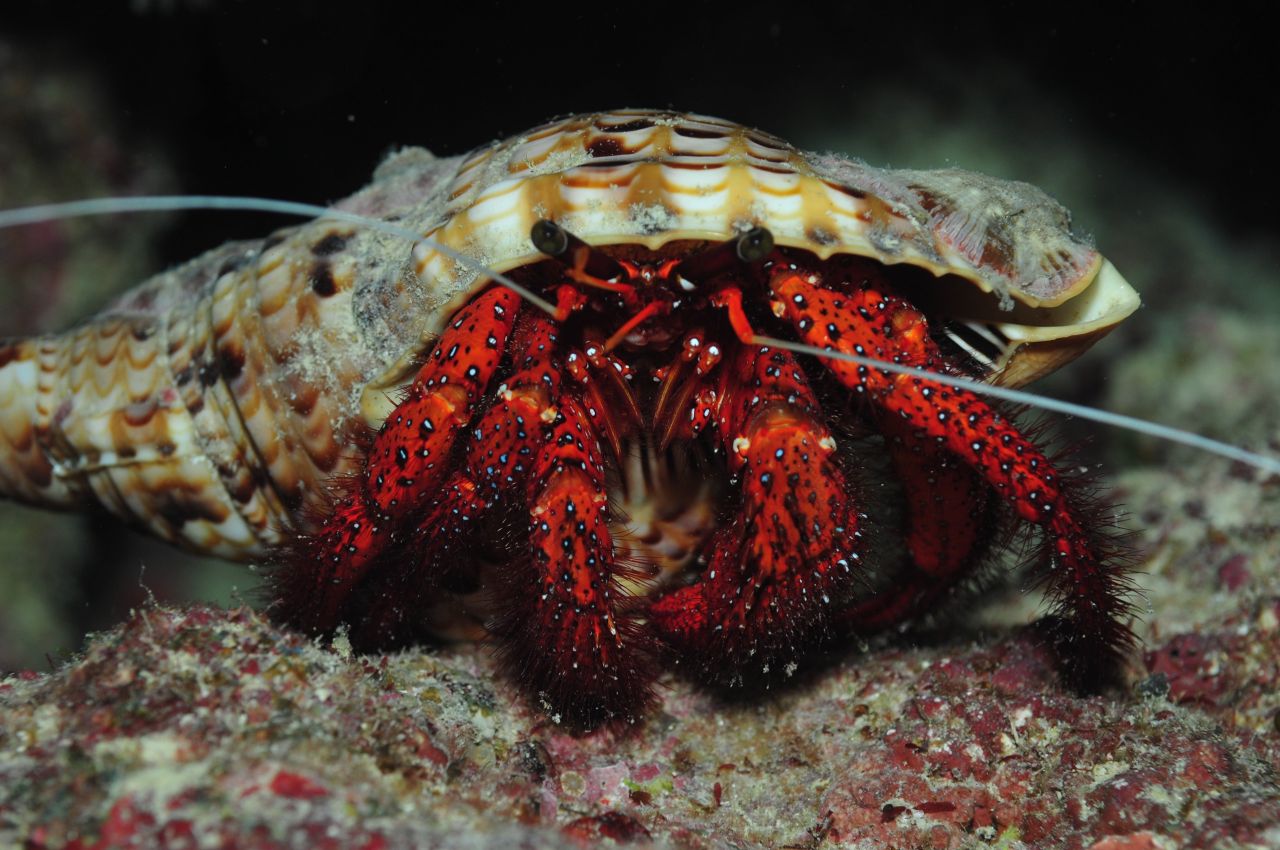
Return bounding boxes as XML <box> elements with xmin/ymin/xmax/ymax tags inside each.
<box><xmin>603</xmin><ymin>301</ymin><xmax>669</xmax><ymax>352</ymax></box>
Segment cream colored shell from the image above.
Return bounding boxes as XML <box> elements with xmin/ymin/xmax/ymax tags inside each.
<box><xmin>0</xmin><ymin>109</ymin><xmax>1139</xmax><ymax>561</ymax></box>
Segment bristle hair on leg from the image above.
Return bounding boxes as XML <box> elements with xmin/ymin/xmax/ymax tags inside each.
<box><xmin>487</xmin><ymin>558</ymin><xmax>660</xmax><ymax>731</ymax></box>
<box><xmin>1027</xmin><ymin>465</ymin><xmax>1142</xmax><ymax>691</ymax></box>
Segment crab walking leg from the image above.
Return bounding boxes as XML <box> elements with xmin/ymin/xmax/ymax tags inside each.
<box><xmin>492</xmin><ymin>391</ymin><xmax>655</xmax><ymax>727</ymax></box>
<box><xmin>770</xmin><ymin>269</ymin><xmax>1136</xmax><ymax>686</ymax></box>
<box><xmin>459</xmin><ymin>315</ymin><xmax>564</xmax><ymax>510</ymax></box>
<box><xmin>333</xmin><ymin>313</ymin><xmax>567</xmax><ymax>647</ymax></box>
<box><xmin>339</xmin><ymin>477</ymin><xmax>489</xmax><ymax>649</ymax></box>
<box><xmin>649</xmin><ymin>344</ymin><xmax>863</xmax><ymax>682</ymax></box>
<box><xmin>273</xmin><ymin>286</ymin><xmax>520</xmax><ymax>632</ymax></box>
<box><xmin>312</xmin><ymin>314</ymin><xmax>568</xmax><ymax>647</ymax></box>
<box><xmin>843</xmin><ymin>416</ymin><xmax>998</xmax><ymax>631</ymax></box>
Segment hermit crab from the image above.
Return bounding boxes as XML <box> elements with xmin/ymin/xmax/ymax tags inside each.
<box><xmin>0</xmin><ymin>110</ymin><xmax>1142</xmax><ymax>727</ymax></box>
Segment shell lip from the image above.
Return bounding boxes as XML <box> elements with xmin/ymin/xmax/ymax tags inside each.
<box><xmin>934</xmin><ymin>257</ymin><xmax>1140</xmax><ymax>388</ymax></box>
<box><xmin>984</xmin><ymin>257</ymin><xmax>1140</xmax><ymax>341</ymax></box>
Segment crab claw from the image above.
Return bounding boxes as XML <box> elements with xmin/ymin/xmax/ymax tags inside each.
<box><xmin>650</xmin><ymin>344</ymin><xmax>864</xmax><ymax>683</ymax></box>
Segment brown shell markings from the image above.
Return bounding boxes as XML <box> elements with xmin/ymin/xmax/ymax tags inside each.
<box><xmin>0</xmin><ymin>109</ymin><xmax>1140</xmax><ymax>563</ymax></box>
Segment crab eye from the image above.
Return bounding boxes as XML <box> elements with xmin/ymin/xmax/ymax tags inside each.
<box><xmin>530</xmin><ymin>219</ymin><xmax>624</xmax><ymax>281</ymax></box>
<box><xmin>530</xmin><ymin>219</ymin><xmax>569</xmax><ymax>256</ymax></box>
<box><xmin>735</xmin><ymin>226</ymin><xmax>773</xmax><ymax>263</ymax></box>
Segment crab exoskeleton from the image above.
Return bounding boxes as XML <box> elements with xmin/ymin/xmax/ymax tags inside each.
<box><xmin>0</xmin><ymin>111</ymin><xmax>1140</xmax><ymax>728</ymax></box>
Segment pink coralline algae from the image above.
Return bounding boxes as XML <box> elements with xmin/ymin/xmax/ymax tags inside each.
<box><xmin>2</xmin><ymin>594</ymin><xmax>1279</xmax><ymax>849</ymax></box>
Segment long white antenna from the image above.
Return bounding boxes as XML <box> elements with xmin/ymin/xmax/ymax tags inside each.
<box><xmin>0</xmin><ymin>196</ymin><xmax>557</xmax><ymax>316</ymax></box>
<box><xmin>752</xmin><ymin>335</ymin><xmax>1280</xmax><ymax>476</ymax></box>
<box><xmin>4</xmin><ymin>194</ymin><xmax>1276</xmax><ymax>475</ymax></box>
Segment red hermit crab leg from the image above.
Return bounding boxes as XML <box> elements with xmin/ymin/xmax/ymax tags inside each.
<box><xmin>337</xmin><ymin>284</ymin><xmax>653</xmax><ymax>725</ymax></box>
<box><xmin>466</xmin><ymin>249</ymin><xmax>654</xmax><ymax>726</ymax></box>
<box><xmin>649</xmin><ymin>343</ymin><xmax>864</xmax><ymax>681</ymax></box>
<box><xmin>275</xmin><ymin>286</ymin><xmax>520</xmax><ymax>632</ymax></box>
<box><xmin>492</xmin><ymin>390</ymin><xmax>656</xmax><ymax>728</ymax></box>
<box><xmin>330</xmin><ymin>311</ymin><xmax>566</xmax><ymax>646</ymax></box>
<box><xmin>768</xmin><ymin>266</ymin><xmax>1136</xmax><ymax>687</ymax></box>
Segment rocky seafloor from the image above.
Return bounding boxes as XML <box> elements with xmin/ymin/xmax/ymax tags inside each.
<box><xmin>1</xmin><ymin>468</ymin><xmax>1278</xmax><ymax>850</ymax></box>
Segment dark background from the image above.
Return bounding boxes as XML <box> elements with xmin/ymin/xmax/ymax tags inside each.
<box><xmin>3</xmin><ymin>2</ymin><xmax>1274</xmax><ymax>257</ymax></box>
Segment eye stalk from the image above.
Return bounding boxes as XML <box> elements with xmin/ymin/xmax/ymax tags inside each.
<box><xmin>531</xmin><ymin>220</ymin><xmax>775</xmax><ymax>290</ymax></box>
<box><xmin>672</xmin><ymin>226</ymin><xmax>774</xmax><ymax>285</ymax></box>
<box><xmin>530</xmin><ymin>219</ymin><xmax>624</xmax><ymax>281</ymax></box>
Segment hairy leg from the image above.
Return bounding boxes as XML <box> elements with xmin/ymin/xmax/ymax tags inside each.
<box><xmin>491</xmin><ymin>392</ymin><xmax>657</xmax><ymax>728</ymax></box>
